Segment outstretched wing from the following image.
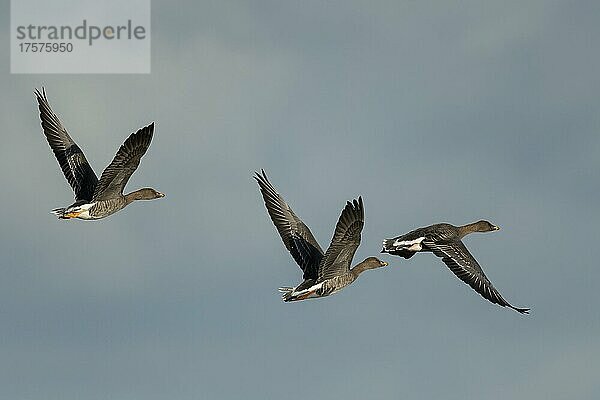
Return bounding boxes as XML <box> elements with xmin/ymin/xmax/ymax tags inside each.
<box><xmin>254</xmin><ymin>170</ymin><xmax>324</xmax><ymax>280</ymax></box>
<box><xmin>35</xmin><ymin>88</ymin><xmax>98</xmax><ymax>201</ymax></box>
<box><xmin>92</xmin><ymin>123</ymin><xmax>154</xmax><ymax>201</ymax></box>
<box><xmin>424</xmin><ymin>240</ymin><xmax>529</xmax><ymax>314</ymax></box>
<box><xmin>317</xmin><ymin>197</ymin><xmax>364</xmax><ymax>281</ymax></box>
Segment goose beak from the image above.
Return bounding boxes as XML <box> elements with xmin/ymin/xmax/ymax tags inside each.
<box><xmin>381</xmin><ymin>261</ymin><xmax>388</xmax><ymax>267</ymax></box>
<box><xmin>157</xmin><ymin>192</ymin><xmax>166</xmax><ymax>198</ymax></box>
<box><xmin>492</xmin><ymin>225</ymin><xmax>500</xmax><ymax>231</ymax></box>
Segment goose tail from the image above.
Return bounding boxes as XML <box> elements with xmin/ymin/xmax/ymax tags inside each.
<box><xmin>278</xmin><ymin>286</ymin><xmax>295</xmax><ymax>302</ymax></box>
<box><xmin>278</xmin><ymin>285</ymin><xmax>322</xmax><ymax>302</ymax></box>
<box><xmin>381</xmin><ymin>238</ymin><xmax>417</xmax><ymax>259</ymax></box>
<box><xmin>381</xmin><ymin>238</ymin><xmax>397</xmax><ymax>253</ymax></box>
<box><xmin>50</xmin><ymin>207</ymin><xmax>68</xmax><ymax>219</ymax></box>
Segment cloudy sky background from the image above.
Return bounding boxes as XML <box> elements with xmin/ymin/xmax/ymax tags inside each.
<box><xmin>1</xmin><ymin>1</ymin><xmax>599</xmax><ymax>399</ymax></box>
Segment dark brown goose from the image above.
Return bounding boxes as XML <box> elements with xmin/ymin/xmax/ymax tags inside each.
<box><xmin>255</xmin><ymin>170</ymin><xmax>387</xmax><ymax>301</ymax></box>
<box><xmin>382</xmin><ymin>221</ymin><xmax>529</xmax><ymax>314</ymax></box>
<box><xmin>36</xmin><ymin>88</ymin><xmax>164</xmax><ymax>220</ymax></box>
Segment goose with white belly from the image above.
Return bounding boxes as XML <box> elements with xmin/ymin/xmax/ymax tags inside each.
<box><xmin>382</xmin><ymin>221</ymin><xmax>529</xmax><ymax>314</ymax></box>
<box><xmin>36</xmin><ymin>88</ymin><xmax>164</xmax><ymax>220</ymax></box>
<box><xmin>255</xmin><ymin>170</ymin><xmax>387</xmax><ymax>301</ymax></box>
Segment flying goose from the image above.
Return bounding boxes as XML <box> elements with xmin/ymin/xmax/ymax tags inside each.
<box><xmin>255</xmin><ymin>170</ymin><xmax>387</xmax><ymax>301</ymax></box>
<box><xmin>35</xmin><ymin>88</ymin><xmax>164</xmax><ymax>220</ymax></box>
<box><xmin>382</xmin><ymin>221</ymin><xmax>529</xmax><ymax>314</ymax></box>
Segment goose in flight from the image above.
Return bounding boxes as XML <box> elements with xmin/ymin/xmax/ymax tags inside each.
<box><xmin>382</xmin><ymin>221</ymin><xmax>529</xmax><ymax>314</ymax></box>
<box><xmin>255</xmin><ymin>170</ymin><xmax>387</xmax><ymax>302</ymax></box>
<box><xmin>35</xmin><ymin>88</ymin><xmax>164</xmax><ymax>220</ymax></box>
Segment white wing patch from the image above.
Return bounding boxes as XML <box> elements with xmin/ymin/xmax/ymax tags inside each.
<box><xmin>393</xmin><ymin>236</ymin><xmax>425</xmax><ymax>251</ymax></box>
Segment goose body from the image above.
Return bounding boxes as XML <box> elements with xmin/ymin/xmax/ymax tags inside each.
<box><xmin>278</xmin><ymin>258</ymin><xmax>387</xmax><ymax>301</ymax></box>
<box><xmin>255</xmin><ymin>170</ymin><xmax>387</xmax><ymax>302</ymax></box>
<box><xmin>382</xmin><ymin>221</ymin><xmax>529</xmax><ymax>314</ymax></box>
<box><xmin>36</xmin><ymin>88</ymin><xmax>164</xmax><ymax>220</ymax></box>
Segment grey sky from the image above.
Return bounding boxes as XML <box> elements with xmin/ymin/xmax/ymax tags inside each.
<box><xmin>1</xmin><ymin>1</ymin><xmax>599</xmax><ymax>399</ymax></box>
